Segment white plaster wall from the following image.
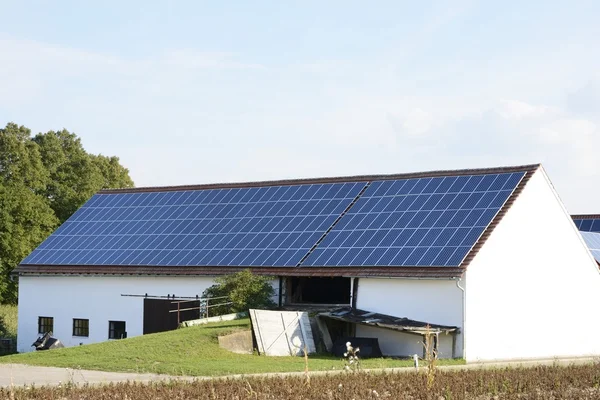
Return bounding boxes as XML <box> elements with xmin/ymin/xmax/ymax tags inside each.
<box><xmin>17</xmin><ymin>275</ymin><xmax>216</xmax><ymax>353</ymax></box>
<box><xmin>465</xmin><ymin>168</ymin><xmax>600</xmax><ymax>361</ymax></box>
<box><xmin>355</xmin><ymin>278</ymin><xmax>463</xmax><ymax>358</ymax></box>
<box><xmin>355</xmin><ymin>325</ymin><xmax>454</xmax><ymax>358</ymax></box>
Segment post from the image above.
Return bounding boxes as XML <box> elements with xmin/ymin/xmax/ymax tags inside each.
<box><xmin>349</xmin><ymin>277</ymin><xmax>355</xmax><ymax>307</ymax></box>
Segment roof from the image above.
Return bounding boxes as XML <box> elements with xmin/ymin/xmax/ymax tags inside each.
<box><xmin>572</xmin><ymin>215</ymin><xmax>600</xmax><ymax>233</ymax></box>
<box><xmin>580</xmin><ymin>231</ymin><xmax>600</xmax><ymax>264</ymax></box>
<box><xmin>16</xmin><ymin>163</ymin><xmax>540</xmax><ymax>278</ymax></box>
<box><xmin>318</xmin><ymin>307</ymin><xmax>459</xmax><ymax>334</ymax></box>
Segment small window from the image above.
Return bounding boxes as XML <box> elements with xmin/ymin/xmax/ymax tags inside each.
<box><xmin>108</xmin><ymin>321</ymin><xmax>126</xmax><ymax>339</ymax></box>
<box><xmin>73</xmin><ymin>319</ymin><xmax>89</xmax><ymax>337</ymax></box>
<box><xmin>38</xmin><ymin>316</ymin><xmax>54</xmax><ymax>334</ymax></box>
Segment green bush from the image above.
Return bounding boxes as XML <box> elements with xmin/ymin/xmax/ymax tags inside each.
<box><xmin>202</xmin><ymin>269</ymin><xmax>275</xmax><ymax>315</ymax></box>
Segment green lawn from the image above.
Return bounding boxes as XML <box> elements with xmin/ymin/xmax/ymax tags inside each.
<box><xmin>0</xmin><ymin>318</ymin><xmax>463</xmax><ymax>376</ymax></box>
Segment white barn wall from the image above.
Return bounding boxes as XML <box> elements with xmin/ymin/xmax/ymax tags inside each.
<box><xmin>465</xmin><ymin>168</ymin><xmax>600</xmax><ymax>361</ymax></box>
<box><xmin>17</xmin><ymin>275</ymin><xmax>216</xmax><ymax>353</ymax></box>
<box><xmin>355</xmin><ymin>325</ymin><xmax>454</xmax><ymax>358</ymax></box>
<box><xmin>355</xmin><ymin>278</ymin><xmax>463</xmax><ymax>357</ymax></box>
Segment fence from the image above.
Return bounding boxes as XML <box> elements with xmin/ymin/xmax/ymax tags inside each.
<box><xmin>0</xmin><ymin>338</ymin><xmax>16</xmax><ymax>355</ymax></box>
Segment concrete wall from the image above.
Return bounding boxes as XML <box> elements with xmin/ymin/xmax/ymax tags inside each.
<box><xmin>355</xmin><ymin>278</ymin><xmax>463</xmax><ymax>358</ymax></box>
<box><xmin>465</xmin><ymin>168</ymin><xmax>600</xmax><ymax>361</ymax></box>
<box><xmin>17</xmin><ymin>275</ymin><xmax>216</xmax><ymax>353</ymax></box>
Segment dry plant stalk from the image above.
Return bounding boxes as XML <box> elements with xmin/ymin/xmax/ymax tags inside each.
<box><xmin>303</xmin><ymin>345</ymin><xmax>310</xmax><ymax>387</ymax></box>
<box><xmin>422</xmin><ymin>324</ymin><xmax>438</xmax><ymax>389</ymax></box>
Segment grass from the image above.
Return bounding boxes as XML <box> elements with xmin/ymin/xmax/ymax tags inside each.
<box><xmin>0</xmin><ymin>304</ymin><xmax>17</xmax><ymax>340</ymax></box>
<box><xmin>0</xmin><ymin>318</ymin><xmax>463</xmax><ymax>376</ymax></box>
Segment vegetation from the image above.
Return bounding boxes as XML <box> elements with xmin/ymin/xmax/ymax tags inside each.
<box><xmin>0</xmin><ymin>304</ymin><xmax>17</xmax><ymax>338</ymax></box>
<box><xmin>3</xmin><ymin>363</ymin><xmax>600</xmax><ymax>399</ymax></box>
<box><xmin>202</xmin><ymin>269</ymin><xmax>276</xmax><ymax>315</ymax></box>
<box><xmin>0</xmin><ymin>122</ymin><xmax>133</xmax><ymax>303</ymax></box>
<box><xmin>0</xmin><ymin>319</ymin><xmax>460</xmax><ymax>375</ymax></box>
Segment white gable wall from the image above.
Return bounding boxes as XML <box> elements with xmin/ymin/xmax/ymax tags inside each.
<box><xmin>355</xmin><ymin>278</ymin><xmax>463</xmax><ymax>358</ymax></box>
<box><xmin>464</xmin><ymin>168</ymin><xmax>600</xmax><ymax>361</ymax></box>
<box><xmin>17</xmin><ymin>275</ymin><xmax>216</xmax><ymax>353</ymax></box>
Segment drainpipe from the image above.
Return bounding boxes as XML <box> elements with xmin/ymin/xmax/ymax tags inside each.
<box><xmin>455</xmin><ymin>277</ymin><xmax>466</xmax><ymax>359</ymax></box>
<box><xmin>349</xmin><ymin>277</ymin><xmax>355</xmax><ymax>308</ymax></box>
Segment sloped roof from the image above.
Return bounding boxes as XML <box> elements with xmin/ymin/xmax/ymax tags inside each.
<box><xmin>318</xmin><ymin>307</ymin><xmax>459</xmax><ymax>334</ymax></box>
<box><xmin>572</xmin><ymin>215</ymin><xmax>600</xmax><ymax>233</ymax></box>
<box><xmin>579</xmin><ymin>231</ymin><xmax>600</xmax><ymax>264</ymax></box>
<box><xmin>16</xmin><ymin>164</ymin><xmax>540</xmax><ymax>278</ymax></box>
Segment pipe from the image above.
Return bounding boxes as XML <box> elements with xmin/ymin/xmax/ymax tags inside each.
<box><xmin>455</xmin><ymin>277</ymin><xmax>466</xmax><ymax>359</ymax></box>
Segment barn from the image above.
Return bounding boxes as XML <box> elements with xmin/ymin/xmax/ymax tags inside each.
<box><xmin>14</xmin><ymin>163</ymin><xmax>600</xmax><ymax>361</ymax></box>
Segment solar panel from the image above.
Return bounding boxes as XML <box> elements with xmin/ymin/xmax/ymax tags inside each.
<box><xmin>301</xmin><ymin>172</ymin><xmax>525</xmax><ymax>267</ymax></box>
<box><xmin>22</xmin><ymin>182</ymin><xmax>367</xmax><ymax>267</ymax></box>
<box><xmin>580</xmin><ymin>231</ymin><xmax>600</xmax><ymax>263</ymax></box>
<box><xmin>573</xmin><ymin>218</ymin><xmax>600</xmax><ymax>233</ymax></box>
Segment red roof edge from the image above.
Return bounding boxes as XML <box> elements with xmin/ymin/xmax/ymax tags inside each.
<box><xmin>99</xmin><ymin>164</ymin><xmax>542</xmax><ymax>194</ymax></box>
<box><xmin>572</xmin><ymin>214</ymin><xmax>600</xmax><ymax>220</ymax></box>
<box><xmin>459</xmin><ymin>165</ymin><xmax>539</xmax><ymax>271</ymax></box>
<box><xmin>13</xmin><ymin>265</ymin><xmax>463</xmax><ymax>279</ymax></box>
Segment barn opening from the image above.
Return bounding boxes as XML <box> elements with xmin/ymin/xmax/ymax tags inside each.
<box><xmin>142</xmin><ymin>298</ymin><xmax>201</xmax><ymax>334</ymax></box>
<box><xmin>287</xmin><ymin>277</ymin><xmax>351</xmax><ymax>305</ymax></box>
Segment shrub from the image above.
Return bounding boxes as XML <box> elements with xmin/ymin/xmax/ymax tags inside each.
<box><xmin>202</xmin><ymin>269</ymin><xmax>275</xmax><ymax>315</ymax></box>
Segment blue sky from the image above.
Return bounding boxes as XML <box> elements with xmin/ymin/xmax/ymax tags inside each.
<box><xmin>1</xmin><ymin>0</ymin><xmax>599</xmax><ymax>212</ymax></box>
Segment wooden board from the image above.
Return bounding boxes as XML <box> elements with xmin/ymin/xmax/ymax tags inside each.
<box><xmin>250</xmin><ymin>309</ymin><xmax>316</xmax><ymax>356</ymax></box>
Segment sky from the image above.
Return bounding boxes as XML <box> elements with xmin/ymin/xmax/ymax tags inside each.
<box><xmin>1</xmin><ymin>0</ymin><xmax>599</xmax><ymax>212</ymax></box>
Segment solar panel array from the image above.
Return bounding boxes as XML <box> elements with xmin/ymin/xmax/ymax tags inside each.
<box><xmin>22</xmin><ymin>182</ymin><xmax>367</xmax><ymax>267</ymax></box>
<box><xmin>580</xmin><ymin>232</ymin><xmax>600</xmax><ymax>263</ymax></box>
<box><xmin>22</xmin><ymin>171</ymin><xmax>525</xmax><ymax>268</ymax></box>
<box><xmin>573</xmin><ymin>218</ymin><xmax>600</xmax><ymax>233</ymax></box>
<box><xmin>302</xmin><ymin>172</ymin><xmax>524</xmax><ymax>267</ymax></box>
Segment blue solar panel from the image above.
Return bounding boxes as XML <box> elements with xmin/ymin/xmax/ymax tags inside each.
<box><xmin>573</xmin><ymin>217</ymin><xmax>600</xmax><ymax>233</ymax></box>
<box><xmin>301</xmin><ymin>172</ymin><xmax>525</xmax><ymax>267</ymax></box>
<box><xmin>22</xmin><ymin>182</ymin><xmax>367</xmax><ymax>267</ymax></box>
<box><xmin>580</xmin><ymin>231</ymin><xmax>600</xmax><ymax>263</ymax></box>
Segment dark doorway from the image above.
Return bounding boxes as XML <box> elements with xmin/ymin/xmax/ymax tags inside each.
<box><xmin>288</xmin><ymin>277</ymin><xmax>351</xmax><ymax>305</ymax></box>
<box><xmin>143</xmin><ymin>299</ymin><xmax>201</xmax><ymax>335</ymax></box>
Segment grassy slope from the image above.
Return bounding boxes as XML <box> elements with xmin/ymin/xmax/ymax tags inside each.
<box><xmin>0</xmin><ymin>304</ymin><xmax>17</xmax><ymax>340</ymax></box>
<box><xmin>0</xmin><ymin>318</ymin><xmax>462</xmax><ymax>376</ymax></box>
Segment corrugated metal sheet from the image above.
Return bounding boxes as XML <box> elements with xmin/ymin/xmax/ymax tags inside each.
<box><xmin>250</xmin><ymin>309</ymin><xmax>316</xmax><ymax>356</ymax></box>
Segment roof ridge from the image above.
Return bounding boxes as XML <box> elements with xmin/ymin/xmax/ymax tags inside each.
<box><xmin>572</xmin><ymin>214</ymin><xmax>600</xmax><ymax>219</ymax></box>
<box><xmin>100</xmin><ymin>163</ymin><xmax>542</xmax><ymax>194</ymax></box>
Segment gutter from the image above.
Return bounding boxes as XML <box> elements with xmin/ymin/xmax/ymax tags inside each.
<box><xmin>456</xmin><ymin>277</ymin><xmax>466</xmax><ymax>359</ymax></box>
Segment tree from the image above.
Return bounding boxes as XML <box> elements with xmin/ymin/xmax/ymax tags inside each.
<box><xmin>0</xmin><ymin>123</ymin><xmax>57</xmax><ymax>303</ymax></box>
<box><xmin>0</xmin><ymin>122</ymin><xmax>134</xmax><ymax>303</ymax></box>
<box><xmin>202</xmin><ymin>269</ymin><xmax>276</xmax><ymax>315</ymax></box>
<box><xmin>33</xmin><ymin>129</ymin><xmax>134</xmax><ymax>223</ymax></box>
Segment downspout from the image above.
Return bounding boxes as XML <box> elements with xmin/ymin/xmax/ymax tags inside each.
<box><xmin>455</xmin><ymin>277</ymin><xmax>466</xmax><ymax>359</ymax></box>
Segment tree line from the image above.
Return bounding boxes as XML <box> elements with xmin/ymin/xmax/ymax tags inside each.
<box><xmin>0</xmin><ymin>122</ymin><xmax>134</xmax><ymax>303</ymax></box>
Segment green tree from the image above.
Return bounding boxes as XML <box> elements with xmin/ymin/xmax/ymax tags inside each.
<box><xmin>90</xmin><ymin>154</ymin><xmax>134</xmax><ymax>190</ymax></box>
<box><xmin>33</xmin><ymin>129</ymin><xmax>133</xmax><ymax>223</ymax></box>
<box><xmin>0</xmin><ymin>124</ymin><xmax>58</xmax><ymax>303</ymax></box>
<box><xmin>202</xmin><ymin>269</ymin><xmax>276</xmax><ymax>315</ymax></box>
<box><xmin>0</xmin><ymin>122</ymin><xmax>134</xmax><ymax>303</ymax></box>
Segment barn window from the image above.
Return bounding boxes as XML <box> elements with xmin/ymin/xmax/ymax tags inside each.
<box><xmin>73</xmin><ymin>319</ymin><xmax>89</xmax><ymax>337</ymax></box>
<box><xmin>108</xmin><ymin>321</ymin><xmax>126</xmax><ymax>339</ymax></box>
<box><xmin>38</xmin><ymin>316</ymin><xmax>53</xmax><ymax>334</ymax></box>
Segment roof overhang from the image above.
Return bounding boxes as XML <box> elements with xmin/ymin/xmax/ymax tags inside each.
<box><xmin>14</xmin><ymin>265</ymin><xmax>464</xmax><ymax>279</ymax></box>
<box><xmin>318</xmin><ymin>307</ymin><xmax>459</xmax><ymax>335</ymax></box>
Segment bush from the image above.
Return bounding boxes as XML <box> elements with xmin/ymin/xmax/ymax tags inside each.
<box><xmin>202</xmin><ymin>270</ymin><xmax>276</xmax><ymax>316</ymax></box>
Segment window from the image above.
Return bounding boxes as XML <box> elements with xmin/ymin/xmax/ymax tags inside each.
<box><xmin>38</xmin><ymin>316</ymin><xmax>53</xmax><ymax>334</ymax></box>
<box><xmin>108</xmin><ymin>321</ymin><xmax>126</xmax><ymax>339</ymax></box>
<box><xmin>73</xmin><ymin>319</ymin><xmax>89</xmax><ymax>337</ymax></box>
